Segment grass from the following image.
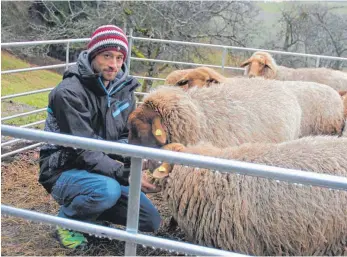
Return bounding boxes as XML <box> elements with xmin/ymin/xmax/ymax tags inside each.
<box><xmin>1</xmin><ymin>51</ymin><xmax>61</xmax><ymax>126</ymax></box>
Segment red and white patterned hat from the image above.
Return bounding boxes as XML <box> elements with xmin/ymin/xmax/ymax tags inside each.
<box><xmin>87</xmin><ymin>25</ymin><xmax>128</xmax><ymax>61</ymax></box>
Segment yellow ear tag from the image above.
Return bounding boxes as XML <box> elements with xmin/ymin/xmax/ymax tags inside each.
<box><xmin>155</xmin><ymin>129</ymin><xmax>162</xmax><ymax>136</ymax></box>
<box><xmin>158</xmin><ymin>166</ymin><xmax>166</xmax><ymax>173</ymax></box>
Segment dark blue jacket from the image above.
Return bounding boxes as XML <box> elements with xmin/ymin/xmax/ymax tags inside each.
<box><xmin>39</xmin><ymin>51</ymin><xmax>140</xmax><ymax>193</ymax></box>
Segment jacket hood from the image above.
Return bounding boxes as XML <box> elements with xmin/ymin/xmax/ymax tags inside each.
<box><xmin>63</xmin><ymin>51</ymin><xmax>136</xmax><ymax>96</ymax></box>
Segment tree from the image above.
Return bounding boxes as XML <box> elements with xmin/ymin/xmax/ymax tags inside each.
<box><xmin>263</xmin><ymin>2</ymin><xmax>347</xmax><ymax>69</ymax></box>
<box><xmin>2</xmin><ymin>1</ymin><xmax>261</xmax><ymax>91</ymax></box>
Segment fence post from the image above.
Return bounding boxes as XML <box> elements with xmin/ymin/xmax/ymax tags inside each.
<box><xmin>315</xmin><ymin>57</ymin><xmax>320</xmax><ymax>68</ymax></box>
<box><xmin>221</xmin><ymin>47</ymin><xmax>227</xmax><ymax>75</ymax></box>
<box><xmin>66</xmin><ymin>42</ymin><xmax>70</xmax><ymax>71</ymax></box>
<box><xmin>127</xmin><ymin>29</ymin><xmax>133</xmax><ymax>72</ymax></box>
<box><xmin>124</xmin><ymin>157</ymin><xmax>143</xmax><ymax>256</ymax></box>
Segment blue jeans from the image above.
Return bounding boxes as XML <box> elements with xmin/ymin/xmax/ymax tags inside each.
<box><xmin>51</xmin><ymin>169</ymin><xmax>161</xmax><ymax>232</ymax></box>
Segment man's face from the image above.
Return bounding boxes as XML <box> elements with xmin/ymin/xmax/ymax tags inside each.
<box><xmin>91</xmin><ymin>50</ymin><xmax>124</xmax><ymax>82</ymax></box>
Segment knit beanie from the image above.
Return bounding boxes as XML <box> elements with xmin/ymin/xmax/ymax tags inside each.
<box><xmin>87</xmin><ymin>25</ymin><xmax>128</xmax><ymax>61</ymax></box>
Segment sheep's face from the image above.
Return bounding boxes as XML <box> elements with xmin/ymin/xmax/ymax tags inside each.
<box><xmin>128</xmin><ymin>105</ymin><xmax>168</xmax><ymax>148</ymax></box>
<box><xmin>175</xmin><ymin>69</ymin><xmax>220</xmax><ymax>90</ymax></box>
<box><xmin>240</xmin><ymin>54</ymin><xmax>275</xmax><ymax>79</ymax></box>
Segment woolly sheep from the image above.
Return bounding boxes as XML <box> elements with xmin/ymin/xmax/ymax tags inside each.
<box><xmin>152</xmin><ymin>136</ymin><xmax>347</xmax><ymax>256</ymax></box>
<box><xmin>240</xmin><ymin>51</ymin><xmax>347</xmax><ymax>91</ymax></box>
<box><xmin>128</xmin><ymin>78</ymin><xmax>344</xmax><ymax>149</ymax></box>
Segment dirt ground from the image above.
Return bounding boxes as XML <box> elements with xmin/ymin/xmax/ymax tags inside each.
<box><xmin>1</xmin><ymin>150</ymin><xmax>188</xmax><ymax>256</ymax></box>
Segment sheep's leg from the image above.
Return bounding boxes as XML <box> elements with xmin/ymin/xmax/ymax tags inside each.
<box><xmin>152</xmin><ymin>143</ymin><xmax>186</xmax><ymax>179</ymax></box>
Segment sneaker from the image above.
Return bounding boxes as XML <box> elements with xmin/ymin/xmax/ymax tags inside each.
<box><xmin>55</xmin><ymin>227</ymin><xmax>88</xmax><ymax>249</ymax></box>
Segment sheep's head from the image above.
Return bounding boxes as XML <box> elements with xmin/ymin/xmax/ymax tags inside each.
<box><xmin>175</xmin><ymin>67</ymin><xmax>223</xmax><ymax>90</ymax></box>
<box><xmin>128</xmin><ymin>105</ymin><xmax>168</xmax><ymax>148</ymax></box>
<box><xmin>240</xmin><ymin>52</ymin><xmax>276</xmax><ymax>79</ymax></box>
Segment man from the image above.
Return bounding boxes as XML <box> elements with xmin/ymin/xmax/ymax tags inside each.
<box><xmin>39</xmin><ymin>25</ymin><xmax>161</xmax><ymax>249</ymax></box>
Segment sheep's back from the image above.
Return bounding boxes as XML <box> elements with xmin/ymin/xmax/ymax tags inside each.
<box><xmin>276</xmin><ymin>80</ymin><xmax>344</xmax><ymax>136</ymax></box>
<box><xmin>277</xmin><ymin>67</ymin><xmax>347</xmax><ymax>91</ymax></box>
<box><xmin>162</xmin><ymin>136</ymin><xmax>347</xmax><ymax>255</ymax></box>
<box><xmin>185</xmin><ymin>80</ymin><xmax>302</xmax><ymax>147</ymax></box>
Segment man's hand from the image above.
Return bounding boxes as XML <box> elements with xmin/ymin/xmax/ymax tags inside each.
<box><xmin>141</xmin><ymin>171</ymin><xmax>161</xmax><ymax>193</ymax></box>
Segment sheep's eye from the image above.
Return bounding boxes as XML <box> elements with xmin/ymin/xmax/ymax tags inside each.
<box><xmin>176</xmin><ymin>80</ymin><xmax>189</xmax><ymax>86</ymax></box>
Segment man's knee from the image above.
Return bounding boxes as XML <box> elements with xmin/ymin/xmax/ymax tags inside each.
<box><xmin>90</xmin><ymin>178</ymin><xmax>122</xmax><ymax>211</ymax></box>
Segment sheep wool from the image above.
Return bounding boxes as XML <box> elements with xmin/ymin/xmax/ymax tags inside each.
<box><xmin>161</xmin><ymin>136</ymin><xmax>347</xmax><ymax>256</ymax></box>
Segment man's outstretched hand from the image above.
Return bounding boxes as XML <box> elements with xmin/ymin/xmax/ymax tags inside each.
<box><xmin>141</xmin><ymin>171</ymin><xmax>161</xmax><ymax>193</ymax></box>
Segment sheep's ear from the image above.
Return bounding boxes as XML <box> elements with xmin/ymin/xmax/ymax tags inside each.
<box><xmin>240</xmin><ymin>58</ymin><xmax>252</xmax><ymax>67</ymax></box>
<box><xmin>264</xmin><ymin>59</ymin><xmax>275</xmax><ymax>71</ymax></box>
<box><xmin>152</xmin><ymin>116</ymin><xmax>167</xmax><ymax>145</ymax></box>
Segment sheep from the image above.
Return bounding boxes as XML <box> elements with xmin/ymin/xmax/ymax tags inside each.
<box><xmin>240</xmin><ymin>51</ymin><xmax>347</xmax><ymax>91</ymax></box>
<box><xmin>174</xmin><ymin>66</ymin><xmax>227</xmax><ymax>90</ymax></box>
<box><xmin>128</xmin><ymin>78</ymin><xmax>344</xmax><ymax>149</ymax></box>
<box><xmin>151</xmin><ymin>136</ymin><xmax>347</xmax><ymax>256</ymax></box>
<box><xmin>164</xmin><ymin>69</ymin><xmax>193</xmax><ymax>85</ymax></box>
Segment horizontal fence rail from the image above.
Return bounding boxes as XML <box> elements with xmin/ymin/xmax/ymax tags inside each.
<box><xmin>132</xmin><ymin>36</ymin><xmax>347</xmax><ymax>61</ymax></box>
<box><xmin>1</xmin><ymin>108</ymin><xmax>47</xmax><ymax>122</ymax></box>
<box><xmin>1</xmin><ymin>205</ymin><xmax>241</xmax><ymax>256</ymax></box>
<box><xmin>2</xmin><ymin>125</ymin><xmax>347</xmax><ymax>191</ymax></box>
<box><xmin>130</xmin><ymin>57</ymin><xmax>245</xmax><ymax>71</ymax></box>
<box><xmin>1</xmin><ymin>88</ymin><xmax>54</xmax><ymax>100</ymax></box>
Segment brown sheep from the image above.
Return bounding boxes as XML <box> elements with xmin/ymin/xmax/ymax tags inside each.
<box><xmin>128</xmin><ymin>79</ymin><xmax>344</xmax><ymax>150</ymax></box>
<box><xmin>150</xmin><ymin>137</ymin><xmax>347</xmax><ymax>256</ymax></box>
<box><xmin>240</xmin><ymin>51</ymin><xmax>347</xmax><ymax>91</ymax></box>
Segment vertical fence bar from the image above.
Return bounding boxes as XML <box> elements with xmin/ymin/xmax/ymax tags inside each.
<box><xmin>127</xmin><ymin>29</ymin><xmax>134</xmax><ymax>72</ymax></box>
<box><xmin>221</xmin><ymin>47</ymin><xmax>227</xmax><ymax>75</ymax></box>
<box><xmin>124</xmin><ymin>157</ymin><xmax>143</xmax><ymax>256</ymax></box>
<box><xmin>315</xmin><ymin>57</ymin><xmax>320</xmax><ymax>68</ymax></box>
<box><xmin>66</xmin><ymin>42</ymin><xmax>70</xmax><ymax>71</ymax></box>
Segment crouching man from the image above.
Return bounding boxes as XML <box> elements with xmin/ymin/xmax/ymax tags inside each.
<box><xmin>39</xmin><ymin>25</ymin><xmax>161</xmax><ymax>249</ymax></box>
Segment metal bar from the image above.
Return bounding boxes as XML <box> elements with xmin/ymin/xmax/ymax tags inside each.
<box><xmin>2</xmin><ymin>125</ymin><xmax>347</xmax><ymax>191</ymax></box>
<box><xmin>127</xmin><ymin>29</ymin><xmax>133</xmax><ymax>71</ymax></box>
<box><xmin>1</xmin><ymin>63</ymin><xmax>75</xmax><ymax>74</ymax></box>
<box><xmin>133</xmin><ymin>37</ymin><xmax>347</xmax><ymax>61</ymax></box>
<box><xmin>221</xmin><ymin>47</ymin><xmax>228</xmax><ymax>74</ymax></box>
<box><xmin>1</xmin><ymin>88</ymin><xmax>54</xmax><ymax>100</ymax></box>
<box><xmin>1</xmin><ymin>38</ymin><xmax>90</xmax><ymax>47</ymax></box>
<box><xmin>1</xmin><ymin>121</ymin><xmax>45</xmax><ymax>147</ymax></box>
<box><xmin>316</xmin><ymin>57</ymin><xmax>320</xmax><ymax>68</ymax></box>
<box><xmin>2</xmin><ymin>37</ymin><xmax>347</xmax><ymax>61</ymax></box>
<box><xmin>134</xmin><ymin>92</ymin><xmax>148</xmax><ymax>96</ymax></box>
<box><xmin>1</xmin><ymin>142</ymin><xmax>43</xmax><ymax>158</ymax></box>
<box><xmin>1</xmin><ymin>138</ymin><xmax>23</xmax><ymax>147</ymax></box>
<box><xmin>2</xmin><ymin>205</ymin><xmax>239</xmax><ymax>256</ymax></box>
<box><xmin>130</xmin><ymin>57</ymin><xmax>245</xmax><ymax>71</ymax></box>
<box><xmin>66</xmin><ymin>42</ymin><xmax>70</xmax><ymax>71</ymax></box>
<box><xmin>20</xmin><ymin>120</ymin><xmax>46</xmax><ymax>128</ymax></box>
<box><xmin>133</xmin><ymin>75</ymin><xmax>166</xmax><ymax>81</ymax></box>
<box><xmin>1</xmin><ymin>108</ymin><xmax>46</xmax><ymax>122</ymax></box>
<box><xmin>125</xmin><ymin>157</ymin><xmax>143</xmax><ymax>256</ymax></box>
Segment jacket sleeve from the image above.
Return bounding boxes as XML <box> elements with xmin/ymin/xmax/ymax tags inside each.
<box><xmin>51</xmin><ymin>87</ymin><xmax>124</xmax><ymax>180</ymax></box>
